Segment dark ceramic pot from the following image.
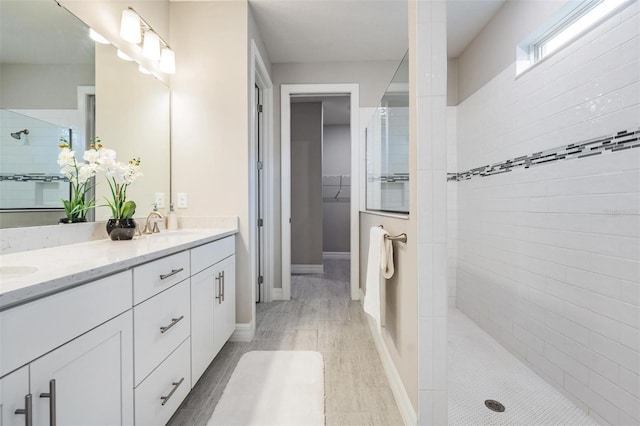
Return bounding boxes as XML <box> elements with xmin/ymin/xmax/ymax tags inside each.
<box><xmin>59</xmin><ymin>217</ymin><xmax>88</xmax><ymax>224</ymax></box>
<box><xmin>106</xmin><ymin>218</ymin><xmax>137</xmax><ymax>241</ymax></box>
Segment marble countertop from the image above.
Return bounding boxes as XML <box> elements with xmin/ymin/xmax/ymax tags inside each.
<box><xmin>0</xmin><ymin>227</ymin><xmax>237</xmax><ymax>312</ymax></box>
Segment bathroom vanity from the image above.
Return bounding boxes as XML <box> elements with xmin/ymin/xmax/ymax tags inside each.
<box><xmin>0</xmin><ymin>228</ymin><xmax>237</xmax><ymax>425</ymax></box>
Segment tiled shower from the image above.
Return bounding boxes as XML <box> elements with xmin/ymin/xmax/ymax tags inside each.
<box><xmin>448</xmin><ymin>2</ymin><xmax>639</xmax><ymax>424</ymax></box>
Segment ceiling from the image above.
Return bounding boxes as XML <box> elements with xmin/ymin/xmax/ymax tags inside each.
<box><xmin>249</xmin><ymin>0</ymin><xmax>506</xmax><ymax>64</ymax></box>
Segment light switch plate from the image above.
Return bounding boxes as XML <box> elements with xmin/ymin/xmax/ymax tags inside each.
<box><xmin>154</xmin><ymin>193</ymin><xmax>165</xmax><ymax>209</ymax></box>
<box><xmin>177</xmin><ymin>193</ymin><xmax>188</xmax><ymax>208</ymax></box>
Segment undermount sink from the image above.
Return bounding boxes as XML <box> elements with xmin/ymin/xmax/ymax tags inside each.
<box><xmin>0</xmin><ymin>265</ymin><xmax>39</xmax><ymax>277</ymax></box>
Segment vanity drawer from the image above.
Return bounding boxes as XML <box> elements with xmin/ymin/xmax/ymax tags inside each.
<box><xmin>133</xmin><ymin>279</ymin><xmax>190</xmax><ymax>385</ymax></box>
<box><xmin>134</xmin><ymin>337</ymin><xmax>191</xmax><ymax>426</ymax></box>
<box><xmin>0</xmin><ymin>270</ymin><xmax>132</xmax><ymax>377</ymax></box>
<box><xmin>133</xmin><ymin>251</ymin><xmax>190</xmax><ymax>304</ymax></box>
<box><xmin>191</xmin><ymin>236</ymin><xmax>235</xmax><ymax>274</ymax></box>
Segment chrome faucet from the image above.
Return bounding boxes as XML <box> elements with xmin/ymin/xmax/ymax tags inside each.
<box><xmin>142</xmin><ymin>211</ymin><xmax>165</xmax><ymax>234</ymax></box>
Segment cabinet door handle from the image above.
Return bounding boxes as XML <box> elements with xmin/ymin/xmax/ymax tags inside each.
<box><xmin>159</xmin><ymin>268</ymin><xmax>184</xmax><ymax>280</ymax></box>
<box><xmin>160</xmin><ymin>377</ymin><xmax>184</xmax><ymax>406</ymax></box>
<box><xmin>221</xmin><ymin>270</ymin><xmax>225</xmax><ymax>302</ymax></box>
<box><xmin>39</xmin><ymin>379</ymin><xmax>56</xmax><ymax>426</ymax></box>
<box><xmin>160</xmin><ymin>315</ymin><xmax>185</xmax><ymax>334</ymax></box>
<box><xmin>215</xmin><ymin>273</ymin><xmax>222</xmax><ymax>303</ymax></box>
<box><xmin>14</xmin><ymin>393</ymin><xmax>32</xmax><ymax>426</ymax></box>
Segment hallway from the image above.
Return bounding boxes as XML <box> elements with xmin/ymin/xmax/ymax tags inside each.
<box><xmin>170</xmin><ymin>259</ymin><xmax>403</xmax><ymax>425</ymax></box>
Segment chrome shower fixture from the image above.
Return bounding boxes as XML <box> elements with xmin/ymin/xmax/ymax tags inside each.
<box><xmin>10</xmin><ymin>129</ymin><xmax>29</xmax><ymax>140</ymax></box>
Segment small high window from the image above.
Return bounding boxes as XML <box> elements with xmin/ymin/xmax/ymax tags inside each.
<box><xmin>517</xmin><ymin>0</ymin><xmax>633</xmax><ymax>75</ymax></box>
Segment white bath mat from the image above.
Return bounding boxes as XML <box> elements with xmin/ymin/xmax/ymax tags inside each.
<box><xmin>207</xmin><ymin>351</ymin><xmax>325</xmax><ymax>426</ymax></box>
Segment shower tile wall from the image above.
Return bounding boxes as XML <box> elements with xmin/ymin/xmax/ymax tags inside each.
<box><xmin>455</xmin><ymin>3</ymin><xmax>639</xmax><ymax>425</ymax></box>
<box><xmin>446</xmin><ymin>107</ymin><xmax>457</xmax><ymax>307</ymax></box>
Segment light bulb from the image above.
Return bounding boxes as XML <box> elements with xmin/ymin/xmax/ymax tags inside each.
<box><xmin>142</xmin><ymin>30</ymin><xmax>160</xmax><ymax>61</ymax></box>
<box><xmin>120</xmin><ymin>9</ymin><xmax>141</xmax><ymax>44</ymax></box>
<box><xmin>89</xmin><ymin>28</ymin><xmax>110</xmax><ymax>45</ymax></box>
<box><xmin>159</xmin><ymin>47</ymin><xmax>176</xmax><ymax>74</ymax></box>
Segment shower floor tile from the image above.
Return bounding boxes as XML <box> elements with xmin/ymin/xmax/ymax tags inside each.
<box><xmin>449</xmin><ymin>308</ymin><xmax>598</xmax><ymax>426</ymax></box>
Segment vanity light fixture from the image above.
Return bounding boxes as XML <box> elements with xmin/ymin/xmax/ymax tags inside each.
<box><xmin>120</xmin><ymin>8</ymin><xmax>141</xmax><ymax>44</ymax></box>
<box><xmin>159</xmin><ymin>47</ymin><xmax>176</xmax><ymax>74</ymax></box>
<box><xmin>117</xmin><ymin>49</ymin><xmax>133</xmax><ymax>61</ymax></box>
<box><xmin>142</xmin><ymin>30</ymin><xmax>161</xmax><ymax>61</ymax></box>
<box><xmin>119</xmin><ymin>7</ymin><xmax>176</xmax><ymax>74</ymax></box>
<box><xmin>89</xmin><ymin>28</ymin><xmax>110</xmax><ymax>45</ymax></box>
<box><xmin>138</xmin><ymin>65</ymin><xmax>152</xmax><ymax>75</ymax></box>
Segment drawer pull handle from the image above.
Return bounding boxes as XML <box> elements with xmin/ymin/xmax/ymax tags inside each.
<box><xmin>160</xmin><ymin>268</ymin><xmax>184</xmax><ymax>280</ymax></box>
<box><xmin>14</xmin><ymin>394</ymin><xmax>33</xmax><ymax>426</ymax></box>
<box><xmin>160</xmin><ymin>377</ymin><xmax>185</xmax><ymax>406</ymax></box>
<box><xmin>160</xmin><ymin>315</ymin><xmax>185</xmax><ymax>334</ymax></box>
<box><xmin>221</xmin><ymin>270</ymin><xmax>225</xmax><ymax>302</ymax></box>
<box><xmin>39</xmin><ymin>379</ymin><xmax>56</xmax><ymax>426</ymax></box>
<box><xmin>215</xmin><ymin>273</ymin><xmax>222</xmax><ymax>303</ymax></box>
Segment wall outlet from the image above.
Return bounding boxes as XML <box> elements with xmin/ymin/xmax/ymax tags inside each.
<box><xmin>177</xmin><ymin>193</ymin><xmax>188</xmax><ymax>209</ymax></box>
<box><xmin>154</xmin><ymin>193</ymin><xmax>165</xmax><ymax>209</ymax></box>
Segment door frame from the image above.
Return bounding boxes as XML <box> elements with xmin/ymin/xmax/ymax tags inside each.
<box><xmin>249</xmin><ymin>40</ymin><xmax>274</xmax><ymax>314</ymax></box>
<box><xmin>281</xmin><ymin>83</ymin><xmax>360</xmax><ymax>301</ymax></box>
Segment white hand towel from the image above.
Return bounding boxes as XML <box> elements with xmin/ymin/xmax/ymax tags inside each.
<box><xmin>364</xmin><ymin>226</ymin><xmax>395</xmax><ymax>331</ymax></box>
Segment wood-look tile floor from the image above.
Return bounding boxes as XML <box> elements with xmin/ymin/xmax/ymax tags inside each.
<box><xmin>169</xmin><ymin>259</ymin><xmax>403</xmax><ymax>426</ymax></box>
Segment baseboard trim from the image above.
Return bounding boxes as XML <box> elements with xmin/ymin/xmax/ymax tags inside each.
<box><xmin>322</xmin><ymin>252</ymin><xmax>351</xmax><ymax>260</ymax></box>
<box><xmin>272</xmin><ymin>288</ymin><xmax>284</xmax><ymax>300</ymax></box>
<box><xmin>362</xmin><ymin>294</ymin><xmax>417</xmax><ymax>426</ymax></box>
<box><xmin>291</xmin><ymin>264</ymin><xmax>324</xmax><ymax>274</ymax></box>
<box><xmin>229</xmin><ymin>321</ymin><xmax>255</xmax><ymax>342</ymax></box>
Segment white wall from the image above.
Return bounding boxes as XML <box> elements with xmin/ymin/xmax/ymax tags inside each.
<box><xmin>170</xmin><ymin>1</ymin><xmax>252</xmax><ymax>324</ymax></box>
<box><xmin>410</xmin><ymin>1</ymin><xmax>449</xmax><ymax>423</ymax></box>
<box><xmin>456</xmin><ymin>0</ymin><xmax>564</xmax><ymax>102</ymax></box>
<box><xmin>455</xmin><ymin>2</ymin><xmax>640</xmax><ymax>424</ymax></box>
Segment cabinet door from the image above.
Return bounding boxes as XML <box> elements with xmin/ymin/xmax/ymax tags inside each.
<box><xmin>213</xmin><ymin>255</ymin><xmax>236</xmax><ymax>355</ymax></box>
<box><xmin>190</xmin><ymin>265</ymin><xmax>216</xmax><ymax>384</ymax></box>
<box><xmin>30</xmin><ymin>311</ymin><xmax>134</xmax><ymax>426</ymax></box>
<box><xmin>0</xmin><ymin>366</ymin><xmax>29</xmax><ymax>426</ymax></box>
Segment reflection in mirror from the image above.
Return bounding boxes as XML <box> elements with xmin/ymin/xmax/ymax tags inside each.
<box><xmin>0</xmin><ymin>0</ymin><xmax>95</xmax><ymax>228</ymax></box>
<box><xmin>0</xmin><ymin>0</ymin><xmax>171</xmax><ymax>229</ymax></box>
<box><xmin>366</xmin><ymin>51</ymin><xmax>409</xmax><ymax>214</ymax></box>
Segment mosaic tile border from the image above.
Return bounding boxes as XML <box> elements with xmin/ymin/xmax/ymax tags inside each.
<box><xmin>448</xmin><ymin>128</ymin><xmax>639</xmax><ymax>182</ymax></box>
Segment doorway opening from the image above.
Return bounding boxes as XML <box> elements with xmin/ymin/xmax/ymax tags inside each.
<box><xmin>280</xmin><ymin>84</ymin><xmax>360</xmax><ymax>301</ymax></box>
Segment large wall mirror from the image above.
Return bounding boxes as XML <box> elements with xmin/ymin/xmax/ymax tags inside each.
<box><xmin>366</xmin><ymin>51</ymin><xmax>409</xmax><ymax>214</ymax></box>
<box><xmin>0</xmin><ymin>0</ymin><xmax>170</xmax><ymax>228</ymax></box>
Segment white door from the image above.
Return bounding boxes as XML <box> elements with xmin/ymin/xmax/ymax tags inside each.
<box><xmin>29</xmin><ymin>312</ymin><xmax>134</xmax><ymax>426</ymax></box>
<box><xmin>191</xmin><ymin>265</ymin><xmax>216</xmax><ymax>384</ymax></box>
<box><xmin>213</xmin><ymin>255</ymin><xmax>236</xmax><ymax>355</ymax></box>
<box><xmin>0</xmin><ymin>366</ymin><xmax>29</xmax><ymax>426</ymax></box>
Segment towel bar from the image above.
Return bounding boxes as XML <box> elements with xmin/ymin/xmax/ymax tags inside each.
<box><xmin>378</xmin><ymin>226</ymin><xmax>408</xmax><ymax>243</ymax></box>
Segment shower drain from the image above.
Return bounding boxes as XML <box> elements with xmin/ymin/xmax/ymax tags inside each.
<box><xmin>484</xmin><ymin>400</ymin><xmax>506</xmax><ymax>413</ymax></box>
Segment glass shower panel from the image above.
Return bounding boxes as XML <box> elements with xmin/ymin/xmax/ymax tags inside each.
<box><xmin>1</xmin><ymin>109</ymin><xmax>71</xmax><ymax>209</ymax></box>
<box><xmin>366</xmin><ymin>51</ymin><xmax>409</xmax><ymax>214</ymax></box>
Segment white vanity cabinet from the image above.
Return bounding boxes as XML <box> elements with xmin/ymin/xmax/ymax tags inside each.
<box><xmin>213</xmin><ymin>255</ymin><xmax>236</xmax><ymax>355</ymax></box>
<box><xmin>0</xmin><ymin>231</ymin><xmax>238</xmax><ymax>426</ymax></box>
<box><xmin>0</xmin><ymin>367</ymin><xmax>29</xmax><ymax>426</ymax></box>
<box><xmin>30</xmin><ymin>312</ymin><xmax>134</xmax><ymax>426</ymax></box>
<box><xmin>190</xmin><ymin>237</ymin><xmax>236</xmax><ymax>384</ymax></box>
<box><xmin>0</xmin><ymin>312</ymin><xmax>134</xmax><ymax>426</ymax></box>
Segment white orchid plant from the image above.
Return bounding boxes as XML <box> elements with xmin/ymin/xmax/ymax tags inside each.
<box><xmin>57</xmin><ymin>137</ymin><xmax>142</xmax><ymax>221</ymax></box>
